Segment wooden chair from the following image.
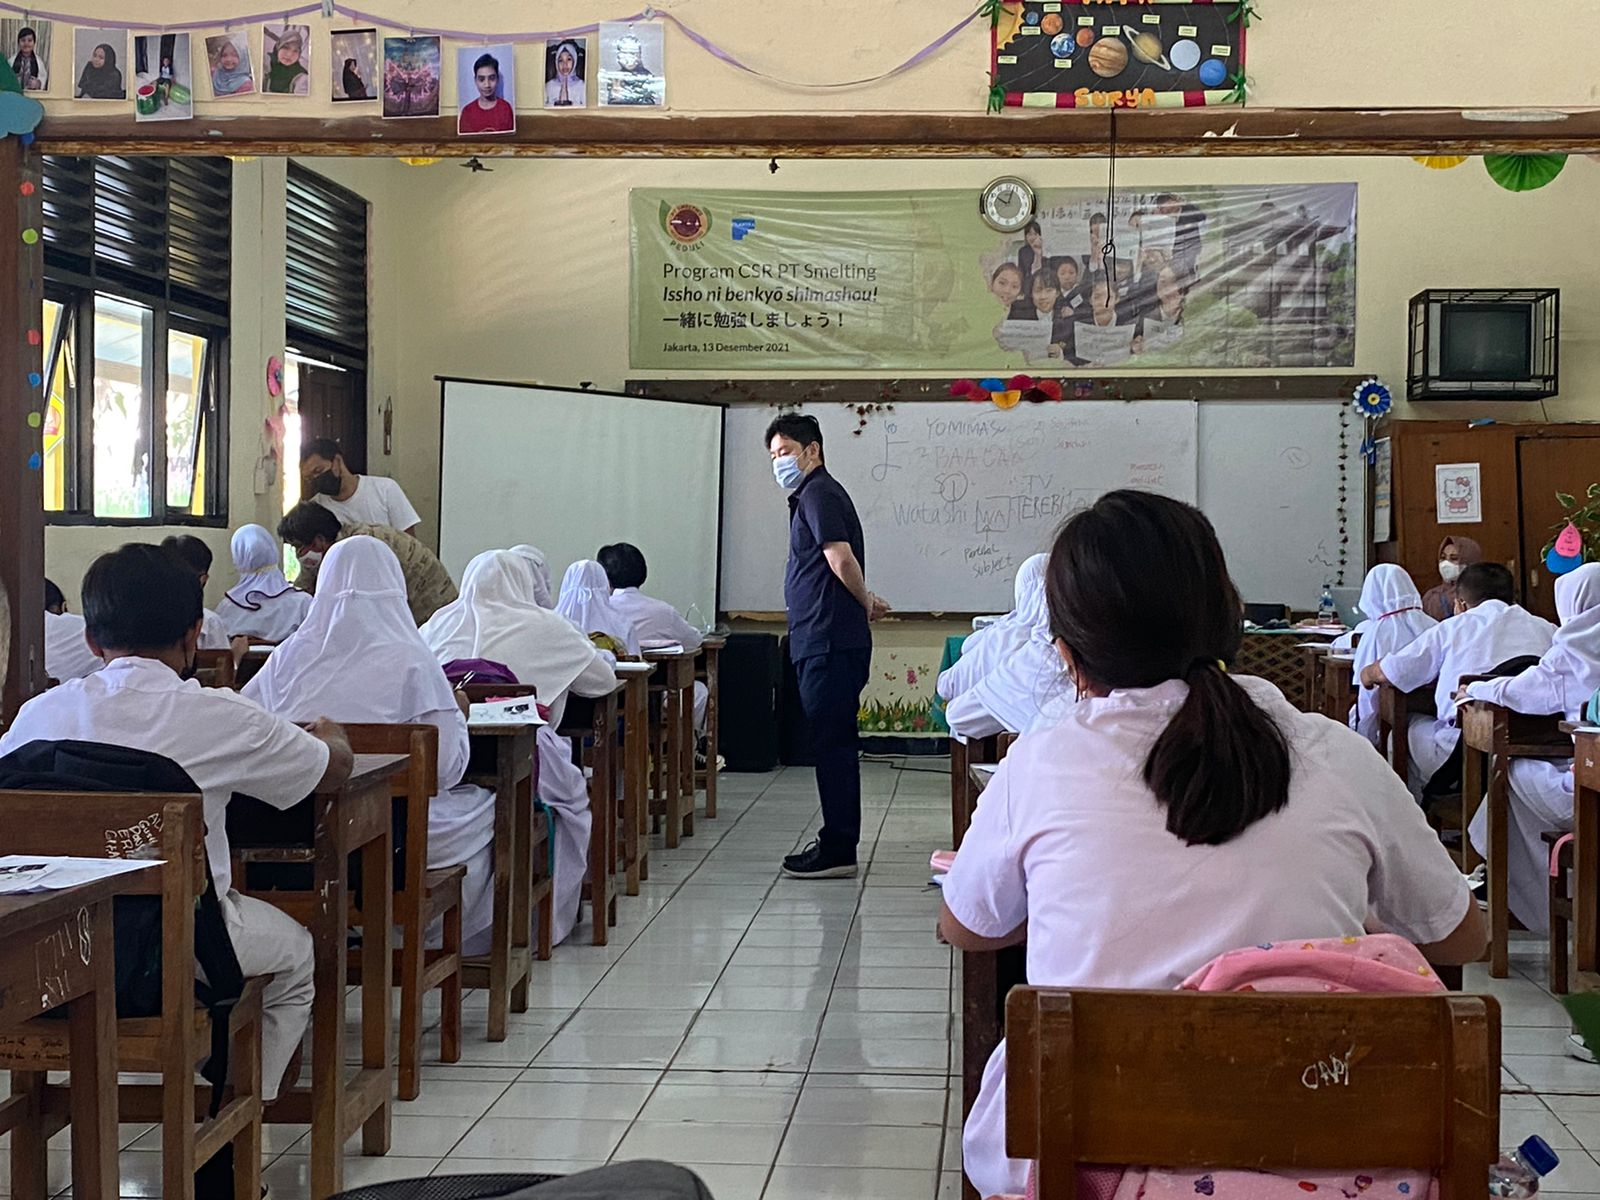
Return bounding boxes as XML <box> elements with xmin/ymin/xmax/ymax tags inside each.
<box><xmin>1377</xmin><ymin>681</ymin><xmax>1435</xmax><ymax>784</ymax></box>
<box><xmin>1005</xmin><ymin>986</ymin><xmax>1500</xmax><ymax>1200</ymax></box>
<box><xmin>1566</xmin><ymin>729</ymin><xmax>1600</xmax><ymax>993</ymax></box>
<box><xmin>692</xmin><ymin>636</ymin><xmax>725</xmax><ymax>820</ymax></box>
<box><xmin>341</xmin><ymin>723</ymin><xmax>467</xmax><ymax>1102</ymax></box>
<box><xmin>1546</xmin><ymin>830</ymin><xmax>1573</xmax><ymax>993</ymax></box>
<box><xmin>0</xmin><ymin>792</ymin><xmax>267</xmax><ymax>1200</ymax></box>
<box><xmin>192</xmin><ymin>647</ymin><xmax>236</xmax><ymax>689</ymax></box>
<box><xmin>558</xmin><ymin>685</ymin><xmax>623</xmax><ymax>945</ymax></box>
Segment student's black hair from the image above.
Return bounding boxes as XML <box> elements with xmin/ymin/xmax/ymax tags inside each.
<box><xmin>1045</xmin><ymin>490</ymin><xmax>1291</xmax><ymax>847</ymax></box>
<box><xmin>160</xmin><ymin>533</ymin><xmax>213</xmax><ymax>577</ymax></box>
<box><xmin>81</xmin><ymin>543</ymin><xmax>203</xmax><ymax>653</ymax></box>
<box><xmin>1053</xmin><ymin>256</ymin><xmax>1080</xmax><ymax>281</ymax></box>
<box><xmin>473</xmin><ymin>51</ymin><xmax>499</xmax><ymax>74</ymax></box>
<box><xmin>43</xmin><ymin>577</ymin><xmax>65</xmax><ymax>614</ymax></box>
<box><xmin>1457</xmin><ymin>562</ymin><xmax>1515</xmax><ymax>607</ymax></box>
<box><xmin>299</xmin><ymin>436</ymin><xmax>342</xmax><ymax>464</ymax></box>
<box><xmin>1023</xmin><ymin>219</ymin><xmax>1041</xmax><ymax>237</ymax></box>
<box><xmin>1154</xmin><ymin>192</ymin><xmax>1181</xmax><ymax>206</ymax></box>
<box><xmin>597</xmin><ymin>542</ymin><xmax>648</xmax><ymax>590</ymax></box>
<box><xmin>990</xmin><ymin>262</ymin><xmax>1022</xmax><ymax>285</ymax></box>
<box><xmin>17</xmin><ymin>26</ymin><xmax>36</xmax><ymax>40</ymax></box>
<box><xmin>1028</xmin><ymin>271</ymin><xmax>1059</xmax><ymax>297</ymax></box>
<box><xmin>763</xmin><ymin>413</ymin><xmax>824</xmax><ymax>462</ymax></box>
<box><xmin>278</xmin><ymin>501</ymin><xmax>342</xmax><ymax>547</ymax></box>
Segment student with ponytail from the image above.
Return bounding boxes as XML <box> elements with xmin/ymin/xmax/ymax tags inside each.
<box><xmin>939</xmin><ymin>491</ymin><xmax>1484</xmax><ymax>1200</ymax></box>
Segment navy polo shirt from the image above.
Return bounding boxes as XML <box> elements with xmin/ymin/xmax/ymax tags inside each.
<box><xmin>785</xmin><ymin>466</ymin><xmax>871</xmax><ymax>661</ymax></box>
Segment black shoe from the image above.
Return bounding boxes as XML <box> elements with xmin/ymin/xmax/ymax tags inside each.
<box><xmin>782</xmin><ymin>839</ymin><xmax>858</xmax><ymax>879</ymax></box>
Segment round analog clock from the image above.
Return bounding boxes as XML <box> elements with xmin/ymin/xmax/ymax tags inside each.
<box><xmin>980</xmin><ymin>176</ymin><xmax>1037</xmax><ymax>233</ymax></box>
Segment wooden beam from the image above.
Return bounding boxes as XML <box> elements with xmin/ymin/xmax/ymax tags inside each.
<box><xmin>32</xmin><ymin>107</ymin><xmax>1600</xmax><ymax>159</ymax></box>
<box><xmin>1</xmin><ymin>137</ymin><xmax>44</xmax><ymax>721</ymax></box>
<box><xmin>631</xmin><ymin>374</ymin><xmax>1365</xmax><ymax>405</ymax></box>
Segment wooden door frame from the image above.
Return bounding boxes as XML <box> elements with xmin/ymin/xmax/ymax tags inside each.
<box><xmin>9</xmin><ymin>106</ymin><xmax>1600</xmax><ymax>719</ymax></box>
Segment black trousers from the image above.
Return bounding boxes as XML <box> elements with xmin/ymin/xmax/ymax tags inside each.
<box><xmin>794</xmin><ymin>646</ymin><xmax>872</xmax><ymax>855</ymax></box>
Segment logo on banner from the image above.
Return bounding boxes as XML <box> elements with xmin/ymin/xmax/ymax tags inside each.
<box><xmin>731</xmin><ymin>217</ymin><xmax>756</xmax><ymax>241</ymax></box>
<box><xmin>661</xmin><ymin>202</ymin><xmax>711</xmax><ymax>245</ymax></box>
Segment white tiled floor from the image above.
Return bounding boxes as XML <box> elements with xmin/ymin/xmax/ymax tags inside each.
<box><xmin>11</xmin><ymin>758</ymin><xmax>1600</xmax><ymax>1199</ymax></box>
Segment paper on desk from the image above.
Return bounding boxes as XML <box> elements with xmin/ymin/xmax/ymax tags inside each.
<box><xmin>971</xmin><ymin>764</ymin><xmax>998</xmax><ymax>780</ymax></box>
<box><xmin>0</xmin><ymin>855</ymin><xmax>159</xmax><ymax>895</ymax></box>
<box><xmin>469</xmin><ymin>699</ymin><xmax>548</xmax><ymax>726</ymax></box>
<box><xmin>640</xmin><ymin>639</ymin><xmax>685</xmax><ymax>653</ymax></box>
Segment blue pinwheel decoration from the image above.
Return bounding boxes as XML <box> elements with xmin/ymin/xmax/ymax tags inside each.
<box><xmin>1352</xmin><ymin>377</ymin><xmax>1393</xmax><ymax>418</ymax></box>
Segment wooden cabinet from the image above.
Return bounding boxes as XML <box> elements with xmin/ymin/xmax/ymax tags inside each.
<box><xmin>1373</xmin><ymin>419</ymin><xmax>1600</xmax><ymax>622</ymax></box>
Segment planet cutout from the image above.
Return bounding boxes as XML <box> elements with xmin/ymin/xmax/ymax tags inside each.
<box><xmin>1040</xmin><ymin>12</ymin><xmax>1063</xmax><ymax>35</ymax></box>
<box><xmin>1124</xmin><ymin>27</ymin><xmax>1172</xmax><ymax>70</ymax></box>
<box><xmin>1075</xmin><ymin>28</ymin><xmax>1095</xmax><ymax>48</ymax></box>
<box><xmin>1198</xmin><ymin>57</ymin><xmax>1227</xmax><ymax>87</ymax></box>
<box><xmin>1024</xmin><ymin>9</ymin><xmax>1040</xmax><ymax>25</ymax></box>
<box><xmin>1049</xmin><ymin>33</ymin><xmax>1076</xmax><ymax>58</ymax></box>
<box><xmin>1169</xmin><ymin>39</ymin><xmax>1201</xmax><ymax>71</ymax></box>
<box><xmin>1088</xmin><ymin>37</ymin><xmax>1129</xmax><ymax>79</ymax></box>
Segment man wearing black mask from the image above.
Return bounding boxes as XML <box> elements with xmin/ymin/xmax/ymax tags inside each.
<box><xmin>299</xmin><ymin>437</ymin><xmax>421</xmax><ymax>537</ymax></box>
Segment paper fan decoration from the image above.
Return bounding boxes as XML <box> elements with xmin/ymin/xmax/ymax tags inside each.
<box><xmin>1547</xmin><ymin>521</ymin><xmax>1585</xmax><ymax>576</ymax></box>
<box><xmin>266</xmin><ymin>355</ymin><xmax>284</xmax><ymax>397</ymax></box>
<box><xmin>1484</xmin><ymin>153</ymin><xmax>1568</xmax><ymax>192</ymax></box>
<box><xmin>1412</xmin><ymin>156</ymin><xmax>1468</xmax><ymax>170</ymax></box>
<box><xmin>1352</xmin><ymin>377</ymin><xmax>1393</xmax><ymax>417</ymax></box>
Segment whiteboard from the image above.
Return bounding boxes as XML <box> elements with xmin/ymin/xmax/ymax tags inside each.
<box><xmin>1197</xmin><ymin>401</ymin><xmax>1362</xmax><ymax>610</ymax></box>
<box><xmin>721</xmin><ymin>401</ymin><xmax>1199</xmax><ymax>613</ymax></box>
<box><xmin>439</xmin><ymin>381</ymin><xmax>722</xmax><ymax>619</ymax></box>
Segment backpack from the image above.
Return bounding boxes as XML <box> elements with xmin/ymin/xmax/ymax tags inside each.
<box><xmin>0</xmin><ymin>738</ymin><xmax>246</xmax><ymax>1117</ymax></box>
<box><xmin>442</xmin><ymin>657</ymin><xmax>519</xmax><ymax>686</ymax></box>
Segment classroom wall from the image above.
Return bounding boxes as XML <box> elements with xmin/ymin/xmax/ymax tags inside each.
<box><xmin>35</xmin><ymin>1</ymin><xmax>1600</xmax><ymax>115</ymax></box>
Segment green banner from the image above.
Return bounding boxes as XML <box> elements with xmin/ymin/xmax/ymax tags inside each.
<box><xmin>629</xmin><ymin>184</ymin><xmax>1356</xmax><ymax>372</ymax></box>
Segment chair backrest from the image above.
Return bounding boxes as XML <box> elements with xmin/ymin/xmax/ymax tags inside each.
<box><xmin>461</xmin><ymin>683</ymin><xmax>538</xmax><ymax>703</ymax></box>
<box><xmin>1005</xmin><ymin>987</ymin><xmax>1500</xmax><ymax>1200</ymax></box>
<box><xmin>192</xmin><ymin>648</ymin><xmax>236</xmax><ymax>690</ymax></box>
<box><xmin>339</xmin><ymin>723</ymin><xmax>439</xmax><ymax>901</ymax></box>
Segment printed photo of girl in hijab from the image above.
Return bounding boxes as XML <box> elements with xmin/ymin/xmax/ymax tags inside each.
<box><xmin>330</xmin><ymin>28</ymin><xmax>376</xmax><ymax>102</ymax></box>
<box><xmin>261</xmin><ymin>23</ymin><xmax>310</xmax><ymax>95</ymax></box>
<box><xmin>205</xmin><ymin>32</ymin><xmax>253</xmax><ymax>97</ymax></box>
<box><xmin>3</xmin><ymin>20</ymin><xmax>49</xmax><ymax>91</ymax></box>
<box><xmin>73</xmin><ymin>28</ymin><xmax>124</xmax><ymax>99</ymax></box>
<box><xmin>544</xmin><ymin>39</ymin><xmax>586</xmax><ymax>108</ymax></box>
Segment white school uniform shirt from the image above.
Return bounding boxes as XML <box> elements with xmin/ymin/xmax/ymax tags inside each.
<box><xmin>609</xmin><ymin>587</ymin><xmax>703</xmax><ymax>652</ymax></box>
<box><xmin>943</xmin><ymin>675</ymin><xmax>1472</xmax><ymax>1200</ymax></box>
<box><xmin>937</xmin><ymin>553</ymin><xmax>1047</xmax><ymax>705</ymax></box>
<box><xmin>0</xmin><ymin>656</ymin><xmax>329</xmax><ymax>917</ymax></box>
<box><xmin>44</xmin><ymin>609</ymin><xmax>102</xmax><ymax>681</ymax></box>
<box><xmin>1344</xmin><ymin>564</ymin><xmax>1436</xmax><ymax>742</ymax></box>
<box><xmin>1380</xmin><ymin>599</ymin><xmax>1555</xmax><ymax>783</ymax></box>
<box><xmin>200</xmin><ymin>608</ymin><xmax>231</xmax><ymax>650</ymax></box>
<box><xmin>312</xmin><ymin>474</ymin><xmax>421</xmax><ymax>532</ymax></box>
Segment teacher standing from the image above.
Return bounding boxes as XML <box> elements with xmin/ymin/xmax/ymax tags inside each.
<box><xmin>766</xmin><ymin>414</ymin><xmax>890</xmax><ymax>879</ymax></box>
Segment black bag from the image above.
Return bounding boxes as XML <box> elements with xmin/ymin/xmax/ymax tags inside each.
<box><xmin>0</xmin><ymin>738</ymin><xmax>245</xmax><ymax>1117</ymax></box>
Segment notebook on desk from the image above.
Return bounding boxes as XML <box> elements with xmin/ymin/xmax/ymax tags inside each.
<box><xmin>469</xmin><ymin>699</ymin><xmax>547</xmax><ymax>726</ymax></box>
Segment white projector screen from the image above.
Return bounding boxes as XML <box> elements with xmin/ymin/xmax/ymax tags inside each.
<box><xmin>438</xmin><ymin>380</ymin><xmax>723</xmax><ymax>620</ymax></box>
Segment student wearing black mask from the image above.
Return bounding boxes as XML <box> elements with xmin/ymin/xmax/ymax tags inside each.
<box><xmin>299</xmin><ymin>437</ymin><xmax>422</xmax><ymax>536</ymax></box>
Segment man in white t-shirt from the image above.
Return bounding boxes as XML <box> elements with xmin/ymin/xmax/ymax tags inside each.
<box><xmin>300</xmin><ymin>437</ymin><xmax>421</xmax><ymax>536</ymax></box>
<box><xmin>1</xmin><ymin>544</ymin><xmax>354</xmax><ymax>1102</ymax></box>
<box><xmin>597</xmin><ymin>541</ymin><xmax>711</xmax><ymax>736</ymax></box>
<box><xmin>1362</xmin><ymin>562</ymin><xmax>1554</xmax><ymax>797</ymax></box>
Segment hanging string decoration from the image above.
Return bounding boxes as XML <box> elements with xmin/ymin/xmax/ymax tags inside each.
<box><xmin>1336</xmin><ymin>404</ymin><xmax>1351</xmax><ymax>585</ymax></box>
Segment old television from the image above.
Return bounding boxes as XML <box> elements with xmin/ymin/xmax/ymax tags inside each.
<box><xmin>1407</xmin><ymin>288</ymin><xmax>1558</xmax><ymax>400</ymax></box>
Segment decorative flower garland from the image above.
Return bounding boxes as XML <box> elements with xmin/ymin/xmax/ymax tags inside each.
<box><xmin>950</xmin><ymin>375</ymin><xmax>1064</xmax><ymax>408</ymax></box>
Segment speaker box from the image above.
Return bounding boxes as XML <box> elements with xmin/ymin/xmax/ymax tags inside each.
<box><xmin>718</xmin><ymin>632</ymin><xmax>782</xmax><ymax>772</ymax></box>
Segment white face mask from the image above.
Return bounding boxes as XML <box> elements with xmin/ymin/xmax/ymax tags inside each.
<box><xmin>298</xmin><ymin>550</ymin><xmax>323</xmax><ymax>570</ymax></box>
<box><xmin>1439</xmin><ymin>559</ymin><xmax>1461</xmax><ymax>583</ymax></box>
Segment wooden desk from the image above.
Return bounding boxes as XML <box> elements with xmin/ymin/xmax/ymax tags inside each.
<box><xmin>559</xmin><ymin>682</ymin><xmax>625</xmax><ymax>946</ymax></box>
<box><xmin>645</xmin><ymin>649</ymin><xmax>697</xmax><ymax>848</ymax></box>
<box><xmin>1297</xmin><ymin>642</ymin><xmax>1335</xmax><ymax>714</ymax></box>
<box><xmin>0</xmin><ymin>874</ymin><xmax>141</xmax><ymax>1200</ymax></box>
<box><xmin>464</xmin><ymin>719</ymin><xmax>548</xmax><ymax>1040</ymax></box>
<box><xmin>230</xmin><ymin>753</ymin><xmax>401</xmax><ymax>1200</ymax></box>
<box><xmin>694</xmin><ymin>636</ymin><xmax>726</xmax><ymax>820</ymax></box>
<box><xmin>614</xmin><ymin>663</ymin><xmax>654</xmax><ymax>896</ymax></box>
<box><xmin>1573</xmin><ymin>730</ymin><xmax>1600</xmax><ymax>987</ymax></box>
<box><xmin>1458</xmin><ymin>702</ymin><xmax>1571</xmax><ymax>978</ymax></box>
<box><xmin>1238</xmin><ymin>628</ymin><xmax>1341</xmax><ymax>703</ymax></box>
<box><xmin>949</xmin><ymin>734</ymin><xmax>1000</xmax><ymax>850</ymax></box>
<box><xmin>1322</xmin><ymin>654</ymin><xmax>1356</xmax><ymax>722</ymax></box>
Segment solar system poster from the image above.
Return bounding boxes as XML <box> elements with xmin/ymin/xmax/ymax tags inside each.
<box><xmin>992</xmin><ymin>0</ymin><xmax>1244</xmax><ymax>108</ymax></box>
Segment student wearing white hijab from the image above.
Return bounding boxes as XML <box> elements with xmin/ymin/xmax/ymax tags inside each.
<box><xmin>944</xmin><ymin>557</ymin><xmax>1072</xmax><ymax>738</ymax></box>
<box><xmin>43</xmin><ymin>578</ymin><xmax>103</xmax><ymax>682</ymax></box>
<box><xmin>1461</xmin><ymin>563</ymin><xmax>1600</xmax><ymax>932</ymax></box>
<box><xmin>243</xmin><ymin>537</ymin><xmax>498</xmax><ymax>952</ymax></box>
<box><xmin>219</xmin><ymin>524</ymin><xmax>314</xmax><ymax>643</ymax></box>
<box><xmin>510</xmin><ymin>544</ymin><xmax>555</xmax><ymax>608</ymax></box>
<box><xmin>556</xmin><ymin>559</ymin><xmax>641</xmax><ymax>656</ymax></box>
<box><xmin>937</xmin><ymin>554</ymin><xmax>1048</xmax><ymax>705</ymax></box>
<box><xmin>1363</xmin><ymin>562</ymin><xmax>1554</xmax><ymax>797</ymax></box>
<box><xmin>421</xmin><ymin>550</ymin><xmax>616</xmax><ymax>946</ymax></box>
<box><xmin>1343</xmin><ymin>564</ymin><xmax>1436</xmax><ymax>743</ymax></box>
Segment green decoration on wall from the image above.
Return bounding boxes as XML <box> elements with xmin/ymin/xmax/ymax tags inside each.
<box><xmin>1484</xmin><ymin>153</ymin><xmax>1568</xmax><ymax>193</ymax></box>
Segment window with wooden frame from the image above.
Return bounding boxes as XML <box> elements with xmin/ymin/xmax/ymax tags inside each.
<box><xmin>40</xmin><ymin>155</ymin><xmax>231</xmax><ymax>525</ymax></box>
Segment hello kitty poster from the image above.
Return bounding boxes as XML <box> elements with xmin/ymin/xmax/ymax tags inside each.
<box><xmin>1435</xmin><ymin>462</ymin><xmax>1482</xmax><ymax>524</ymax></box>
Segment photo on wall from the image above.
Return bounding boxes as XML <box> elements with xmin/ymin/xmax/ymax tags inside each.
<box><xmin>204</xmin><ymin>31</ymin><xmax>254</xmax><ymax>98</ymax></box>
<box><xmin>73</xmin><ymin>27</ymin><xmax>126</xmax><ymax>99</ymax></box>
<box><xmin>261</xmin><ymin>23</ymin><xmax>310</xmax><ymax>95</ymax></box>
<box><xmin>543</xmin><ymin>38</ymin><xmax>586</xmax><ymax>108</ymax></box>
<box><xmin>132</xmin><ymin>32</ymin><xmax>192</xmax><ymax>122</ymax></box>
<box><xmin>382</xmin><ymin>35</ymin><xmax>441</xmax><ymax>118</ymax></box>
<box><xmin>2</xmin><ymin>19</ymin><xmax>51</xmax><ymax>92</ymax></box>
<box><xmin>598</xmin><ymin>21</ymin><xmax>664</xmax><ymax>108</ymax></box>
<box><xmin>457</xmin><ymin>43</ymin><xmax>515</xmax><ymax>134</ymax></box>
<box><xmin>330</xmin><ymin>28</ymin><xmax>378</xmax><ymax>102</ymax></box>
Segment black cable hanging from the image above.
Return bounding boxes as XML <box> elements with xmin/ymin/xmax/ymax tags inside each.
<box><xmin>1100</xmin><ymin>110</ymin><xmax>1118</xmax><ymax>288</ymax></box>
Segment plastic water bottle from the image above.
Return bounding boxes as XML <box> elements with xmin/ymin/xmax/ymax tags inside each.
<box><xmin>1318</xmin><ymin>582</ymin><xmax>1337</xmax><ymax>625</ymax></box>
<box><xmin>1489</xmin><ymin>1136</ymin><xmax>1559</xmax><ymax>1197</ymax></box>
